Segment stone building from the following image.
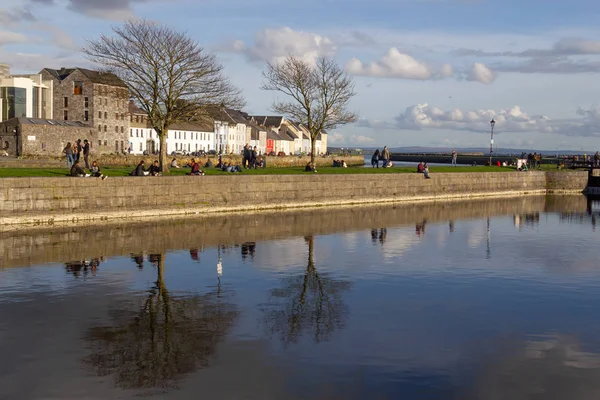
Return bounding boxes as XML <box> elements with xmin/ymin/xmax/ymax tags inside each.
<box><xmin>0</xmin><ymin>118</ymin><xmax>95</xmax><ymax>157</ymax></box>
<box><xmin>40</xmin><ymin>67</ymin><xmax>130</xmax><ymax>153</ymax></box>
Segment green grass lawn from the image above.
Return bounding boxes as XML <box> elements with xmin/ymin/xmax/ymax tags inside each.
<box><xmin>0</xmin><ymin>164</ymin><xmax>528</xmax><ymax>178</ymax></box>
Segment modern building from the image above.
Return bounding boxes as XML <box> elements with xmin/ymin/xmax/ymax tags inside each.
<box><xmin>40</xmin><ymin>67</ymin><xmax>130</xmax><ymax>153</ymax></box>
<box><xmin>0</xmin><ymin>63</ymin><xmax>53</xmax><ymax>123</ymax></box>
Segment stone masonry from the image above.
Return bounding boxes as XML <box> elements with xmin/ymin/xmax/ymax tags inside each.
<box><xmin>0</xmin><ymin>171</ymin><xmax>589</xmax><ymax>228</ymax></box>
<box><xmin>40</xmin><ymin>68</ymin><xmax>130</xmax><ymax>154</ymax></box>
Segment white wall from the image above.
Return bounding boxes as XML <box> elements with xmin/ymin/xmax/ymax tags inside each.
<box><xmin>128</xmin><ymin>127</ymin><xmax>213</xmax><ymax>155</ymax></box>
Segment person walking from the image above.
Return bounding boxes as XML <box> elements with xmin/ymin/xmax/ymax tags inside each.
<box><xmin>371</xmin><ymin>149</ymin><xmax>380</xmax><ymax>168</ymax></box>
<box><xmin>451</xmin><ymin>149</ymin><xmax>457</xmax><ymax>166</ymax></box>
<box><xmin>63</xmin><ymin>142</ymin><xmax>74</xmax><ymax>168</ymax></box>
<box><xmin>83</xmin><ymin>139</ymin><xmax>90</xmax><ymax>169</ymax></box>
<box><xmin>75</xmin><ymin>139</ymin><xmax>82</xmax><ymax>162</ymax></box>
<box><xmin>382</xmin><ymin>146</ymin><xmax>390</xmax><ymax>167</ymax></box>
<box><xmin>594</xmin><ymin>151</ymin><xmax>600</xmax><ymax>167</ymax></box>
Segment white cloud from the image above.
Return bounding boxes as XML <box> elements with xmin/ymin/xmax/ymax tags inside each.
<box><xmin>328</xmin><ymin>131</ymin><xmax>376</xmax><ymax>146</ymax></box>
<box><xmin>345</xmin><ymin>48</ymin><xmax>495</xmax><ymax>83</ymax></box>
<box><xmin>468</xmin><ymin>62</ymin><xmax>495</xmax><ymax>84</ymax></box>
<box><xmin>0</xmin><ymin>31</ymin><xmax>28</xmax><ymax>48</ymax></box>
<box><xmin>346</xmin><ymin>48</ymin><xmax>434</xmax><ymax>80</ymax></box>
<box><xmin>384</xmin><ymin>103</ymin><xmax>600</xmax><ymax>137</ymax></box>
<box><xmin>230</xmin><ymin>27</ymin><xmax>336</xmax><ymax>65</ymax></box>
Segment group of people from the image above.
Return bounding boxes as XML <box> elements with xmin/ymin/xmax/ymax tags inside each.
<box><xmin>70</xmin><ymin>159</ymin><xmax>107</xmax><ymax>179</ymax></box>
<box><xmin>63</xmin><ymin>139</ymin><xmax>91</xmax><ymax>169</ymax></box>
<box><xmin>417</xmin><ymin>161</ymin><xmax>431</xmax><ymax>179</ymax></box>
<box><xmin>332</xmin><ymin>159</ymin><xmax>347</xmax><ymax>168</ymax></box>
<box><xmin>242</xmin><ymin>144</ymin><xmax>264</xmax><ymax>169</ymax></box>
<box><xmin>371</xmin><ymin>146</ymin><xmax>391</xmax><ymax>168</ymax></box>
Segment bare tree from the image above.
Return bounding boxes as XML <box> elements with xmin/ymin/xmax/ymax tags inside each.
<box><xmin>261</xmin><ymin>56</ymin><xmax>357</xmax><ymax>164</ymax></box>
<box><xmin>83</xmin><ymin>19</ymin><xmax>244</xmax><ymax>171</ymax></box>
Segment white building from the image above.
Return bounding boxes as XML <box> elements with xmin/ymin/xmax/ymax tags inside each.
<box><xmin>0</xmin><ymin>63</ymin><xmax>53</xmax><ymax>122</ymax></box>
<box><xmin>165</xmin><ymin>121</ymin><xmax>213</xmax><ymax>154</ymax></box>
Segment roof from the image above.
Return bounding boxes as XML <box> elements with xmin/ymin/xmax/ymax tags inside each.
<box><xmin>281</xmin><ymin>131</ymin><xmax>296</xmax><ymax>141</ymax></box>
<box><xmin>224</xmin><ymin>108</ymin><xmax>248</xmax><ymax>125</ymax></box>
<box><xmin>250</xmin><ymin>115</ymin><xmax>284</xmax><ymax>128</ymax></box>
<box><xmin>205</xmin><ymin>106</ymin><xmax>236</xmax><ymax>125</ymax></box>
<box><xmin>128</xmin><ymin>101</ymin><xmax>145</xmax><ymax>115</ymax></box>
<box><xmin>266</xmin><ymin>130</ymin><xmax>282</xmax><ymax>141</ymax></box>
<box><xmin>247</xmin><ymin>121</ymin><xmax>266</xmax><ymax>132</ymax></box>
<box><xmin>4</xmin><ymin>117</ymin><xmax>89</xmax><ymax>128</ymax></box>
<box><xmin>170</xmin><ymin>120</ymin><xmax>213</xmax><ymax>132</ymax></box>
<box><xmin>42</xmin><ymin>67</ymin><xmax>127</xmax><ymax>88</ymax></box>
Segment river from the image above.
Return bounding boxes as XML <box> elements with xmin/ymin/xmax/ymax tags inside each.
<box><xmin>1</xmin><ymin>196</ymin><xmax>599</xmax><ymax>399</ymax></box>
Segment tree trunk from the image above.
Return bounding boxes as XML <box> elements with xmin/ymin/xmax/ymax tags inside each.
<box><xmin>159</xmin><ymin>133</ymin><xmax>169</xmax><ymax>173</ymax></box>
<box><xmin>310</xmin><ymin>137</ymin><xmax>316</xmax><ymax>165</ymax></box>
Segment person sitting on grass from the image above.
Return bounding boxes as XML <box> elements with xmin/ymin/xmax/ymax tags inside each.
<box><xmin>171</xmin><ymin>158</ymin><xmax>180</xmax><ymax>169</ymax></box>
<box><xmin>70</xmin><ymin>160</ymin><xmax>90</xmax><ymax>177</ymax></box>
<box><xmin>130</xmin><ymin>160</ymin><xmax>148</xmax><ymax>176</ymax></box>
<box><xmin>221</xmin><ymin>162</ymin><xmax>241</xmax><ymax>173</ymax></box>
<box><xmin>187</xmin><ymin>158</ymin><xmax>205</xmax><ymax>175</ymax></box>
<box><xmin>305</xmin><ymin>162</ymin><xmax>317</xmax><ymax>173</ymax></box>
<box><xmin>205</xmin><ymin>159</ymin><xmax>214</xmax><ymax>168</ymax></box>
<box><xmin>417</xmin><ymin>161</ymin><xmax>430</xmax><ymax>179</ymax></box>
<box><xmin>90</xmin><ymin>160</ymin><xmax>107</xmax><ymax>180</ymax></box>
<box><xmin>385</xmin><ymin>160</ymin><xmax>393</xmax><ymax>168</ymax></box>
<box><xmin>148</xmin><ymin>160</ymin><xmax>162</xmax><ymax>176</ymax></box>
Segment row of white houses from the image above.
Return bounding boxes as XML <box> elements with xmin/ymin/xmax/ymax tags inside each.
<box><xmin>127</xmin><ymin>103</ymin><xmax>327</xmax><ymax>156</ymax></box>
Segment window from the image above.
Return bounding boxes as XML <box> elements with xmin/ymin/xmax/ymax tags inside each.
<box><xmin>104</xmin><ymin>112</ymin><xmax>107</xmax><ymax>119</ymax></box>
<box><xmin>98</xmin><ymin>140</ymin><xmax>102</xmax><ymax>147</ymax></box>
<box><xmin>130</xmin><ymin>129</ymin><xmax>133</xmax><ymax>137</ymax></box>
<box><xmin>121</xmin><ymin>126</ymin><xmax>124</xmax><ymax>134</ymax></box>
<box><xmin>63</xmin><ymin>110</ymin><xmax>68</xmax><ymax>120</ymax></box>
<box><xmin>74</xmin><ymin>81</ymin><xmax>83</xmax><ymax>95</ymax></box>
<box><xmin>98</xmin><ymin>125</ymin><xmax>101</xmax><ymax>132</ymax></box>
<box><xmin>104</xmin><ymin>140</ymin><xmax>107</xmax><ymax>146</ymax></box>
<box><xmin>98</xmin><ymin>111</ymin><xmax>102</xmax><ymax>119</ymax></box>
<box><xmin>84</xmin><ymin>97</ymin><xmax>89</xmax><ymax>108</ymax></box>
<box><xmin>104</xmin><ymin>125</ymin><xmax>107</xmax><ymax>132</ymax></box>
<box><xmin>121</xmin><ymin>114</ymin><xmax>124</xmax><ymax>121</ymax></box>
<box><xmin>188</xmin><ymin>143</ymin><xmax>190</xmax><ymax>151</ymax></box>
<box><xmin>184</xmin><ymin>132</ymin><xmax>186</xmax><ymax>140</ymax></box>
<box><xmin>115</xmin><ymin>112</ymin><xmax>119</xmax><ymax>119</ymax></box>
<box><xmin>135</xmin><ymin>115</ymin><xmax>139</xmax><ymax>123</ymax></box>
<box><xmin>115</xmin><ymin>126</ymin><xmax>118</xmax><ymax>133</ymax></box>
<box><xmin>84</xmin><ymin>111</ymin><xmax>89</xmax><ymax>121</ymax></box>
<box><xmin>104</xmin><ymin>98</ymin><xmax>107</xmax><ymax>106</ymax></box>
<box><xmin>139</xmin><ymin>142</ymin><xmax>143</xmax><ymax>151</ymax></box>
<box><xmin>130</xmin><ymin>115</ymin><xmax>133</xmax><ymax>122</ymax></box>
<box><xmin>63</xmin><ymin>97</ymin><xmax>68</xmax><ymax>107</ymax></box>
<box><xmin>115</xmin><ymin>141</ymin><xmax>119</xmax><ymax>152</ymax></box>
<box><xmin>136</xmin><ymin>129</ymin><xmax>139</xmax><ymax>137</ymax></box>
<box><xmin>195</xmin><ymin>143</ymin><xmax>198</xmax><ymax>150</ymax></box>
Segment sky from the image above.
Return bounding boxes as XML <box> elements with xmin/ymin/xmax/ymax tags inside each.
<box><xmin>1</xmin><ymin>0</ymin><xmax>600</xmax><ymax>150</ymax></box>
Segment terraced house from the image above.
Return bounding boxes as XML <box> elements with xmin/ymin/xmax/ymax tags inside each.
<box><xmin>40</xmin><ymin>67</ymin><xmax>130</xmax><ymax>154</ymax></box>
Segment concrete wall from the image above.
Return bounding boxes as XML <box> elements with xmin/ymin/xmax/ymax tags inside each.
<box><xmin>0</xmin><ymin>171</ymin><xmax>589</xmax><ymax>228</ymax></box>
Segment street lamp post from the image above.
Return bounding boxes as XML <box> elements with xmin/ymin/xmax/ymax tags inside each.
<box><xmin>489</xmin><ymin>119</ymin><xmax>496</xmax><ymax>166</ymax></box>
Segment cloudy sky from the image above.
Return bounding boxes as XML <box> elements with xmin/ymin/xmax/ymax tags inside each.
<box><xmin>2</xmin><ymin>0</ymin><xmax>600</xmax><ymax>150</ymax></box>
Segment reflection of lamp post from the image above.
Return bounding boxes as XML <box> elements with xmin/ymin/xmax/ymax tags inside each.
<box><xmin>216</xmin><ymin>246</ymin><xmax>223</xmax><ymax>295</ymax></box>
<box><xmin>486</xmin><ymin>217</ymin><xmax>491</xmax><ymax>259</ymax></box>
<box><xmin>489</xmin><ymin>119</ymin><xmax>496</xmax><ymax>166</ymax></box>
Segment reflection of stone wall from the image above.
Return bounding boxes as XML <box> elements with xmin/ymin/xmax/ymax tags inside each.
<box><xmin>1</xmin><ymin>196</ymin><xmax>586</xmax><ymax>269</ymax></box>
<box><xmin>0</xmin><ymin>171</ymin><xmax>588</xmax><ymax>228</ymax></box>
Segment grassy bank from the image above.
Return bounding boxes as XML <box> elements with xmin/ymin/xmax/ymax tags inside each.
<box><xmin>0</xmin><ymin>165</ymin><xmax>525</xmax><ymax>177</ymax></box>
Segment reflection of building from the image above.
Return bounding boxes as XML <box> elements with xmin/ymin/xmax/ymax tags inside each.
<box><xmin>0</xmin><ymin>63</ymin><xmax>53</xmax><ymax>122</ymax></box>
<box><xmin>513</xmin><ymin>213</ymin><xmax>540</xmax><ymax>229</ymax></box>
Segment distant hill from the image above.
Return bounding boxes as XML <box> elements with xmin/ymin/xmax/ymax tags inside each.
<box><xmin>330</xmin><ymin>146</ymin><xmax>594</xmax><ymax>156</ymax></box>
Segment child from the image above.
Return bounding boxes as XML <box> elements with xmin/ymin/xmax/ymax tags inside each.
<box><xmin>90</xmin><ymin>160</ymin><xmax>107</xmax><ymax>180</ymax></box>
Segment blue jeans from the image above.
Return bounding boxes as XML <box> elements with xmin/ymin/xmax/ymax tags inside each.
<box><xmin>66</xmin><ymin>154</ymin><xmax>73</xmax><ymax>167</ymax></box>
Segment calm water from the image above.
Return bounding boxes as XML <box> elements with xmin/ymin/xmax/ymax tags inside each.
<box><xmin>1</xmin><ymin>196</ymin><xmax>600</xmax><ymax>400</ymax></box>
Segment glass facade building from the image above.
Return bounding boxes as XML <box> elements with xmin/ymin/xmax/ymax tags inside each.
<box><xmin>1</xmin><ymin>87</ymin><xmax>27</xmax><ymax>121</ymax></box>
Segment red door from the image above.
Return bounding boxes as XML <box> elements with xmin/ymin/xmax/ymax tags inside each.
<box><xmin>266</xmin><ymin>139</ymin><xmax>274</xmax><ymax>154</ymax></box>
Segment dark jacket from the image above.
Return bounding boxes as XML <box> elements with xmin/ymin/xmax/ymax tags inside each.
<box><xmin>132</xmin><ymin>164</ymin><xmax>146</xmax><ymax>176</ymax></box>
<box><xmin>70</xmin><ymin>165</ymin><xmax>85</xmax><ymax>176</ymax></box>
<box><xmin>371</xmin><ymin>150</ymin><xmax>380</xmax><ymax>162</ymax></box>
<box><xmin>243</xmin><ymin>146</ymin><xmax>251</xmax><ymax>159</ymax></box>
<box><xmin>83</xmin><ymin>143</ymin><xmax>90</xmax><ymax>156</ymax></box>
<box><xmin>148</xmin><ymin>165</ymin><xmax>160</xmax><ymax>175</ymax></box>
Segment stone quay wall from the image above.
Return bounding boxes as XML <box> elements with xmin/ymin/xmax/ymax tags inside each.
<box><xmin>0</xmin><ymin>171</ymin><xmax>589</xmax><ymax>228</ymax></box>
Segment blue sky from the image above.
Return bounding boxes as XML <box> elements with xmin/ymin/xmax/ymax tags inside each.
<box><xmin>2</xmin><ymin>0</ymin><xmax>600</xmax><ymax>150</ymax></box>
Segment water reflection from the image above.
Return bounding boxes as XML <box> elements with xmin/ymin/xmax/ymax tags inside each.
<box><xmin>65</xmin><ymin>258</ymin><xmax>102</xmax><ymax>277</ymax></box>
<box><xmin>83</xmin><ymin>252</ymin><xmax>238</xmax><ymax>389</ymax></box>
<box><xmin>465</xmin><ymin>335</ymin><xmax>600</xmax><ymax>400</ymax></box>
<box><xmin>263</xmin><ymin>236</ymin><xmax>352</xmax><ymax>345</ymax></box>
<box><xmin>370</xmin><ymin>229</ymin><xmax>387</xmax><ymax>245</ymax></box>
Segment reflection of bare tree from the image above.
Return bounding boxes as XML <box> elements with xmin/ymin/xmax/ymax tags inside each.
<box><xmin>83</xmin><ymin>252</ymin><xmax>238</xmax><ymax>389</ymax></box>
<box><xmin>262</xmin><ymin>236</ymin><xmax>351</xmax><ymax>345</ymax></box>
